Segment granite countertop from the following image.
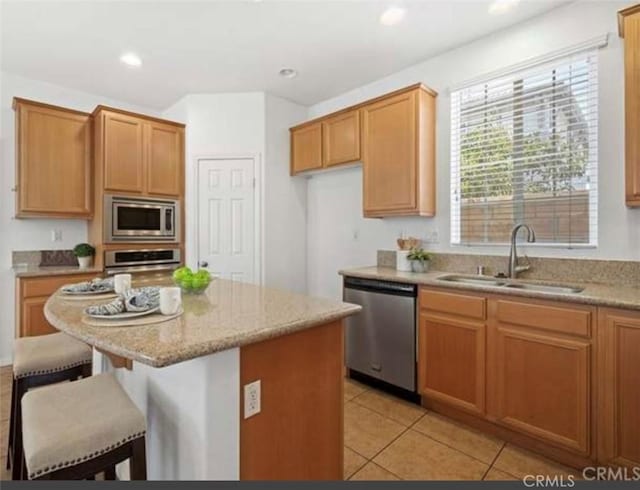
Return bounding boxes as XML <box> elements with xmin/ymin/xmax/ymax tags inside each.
<box><xmin>13</xmin><ymin>264</ymin><xmax>104</xmax><ymax>278</ymax></box>
<box><xmin>44</xmin><ymin>279</ymin><xmax>361</xmax><ymax>367</ymax></box>
<box><xmin>340</xmin><ymin>266</ymin><xmax>640</xmax><ymax>311</ymax></box>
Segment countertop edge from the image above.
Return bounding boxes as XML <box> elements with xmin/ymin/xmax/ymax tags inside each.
<box><xmin>339</xmin><ymin>267</ymin><xmax>640</xmax><ymax>312</ymax></box>
<box><xmin>44</xmin><ymin>296</ymin><xmax>361</xmax><ymax>368</ymax></box>
<box><xmin>13</xmin><ymin>266</ymin><xmax>104</xmax><ymax>278</ymax></box>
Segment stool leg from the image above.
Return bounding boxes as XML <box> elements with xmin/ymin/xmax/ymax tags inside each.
<box><xmin>11</xmin><ymin>379</ymin><xmax>26</xmax><ymax>481</ymax></box>
<box><xmin>104</xmin><ymin>465</ymin><xmax>117</xmax><ymax>480</ymax></box>
<box><xmin>129</xmin><ymin>437</ymin><xmax>146</xmax><ymax>480</ymax></box>
<box><xmin>81</xmin><ymin>363</ymin><xmax>92</xmax><ymax>379</ymax></box>
<box><xmin>6</xmin><ymin>378</ymin><xmax>16</xmax><ymax>470</ymax></box>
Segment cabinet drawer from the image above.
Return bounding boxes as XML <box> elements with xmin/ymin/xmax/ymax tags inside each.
<box><xmin>420</xmin><ymin>288</ymin><xmax>486</xmax><ymax>320</ymax></box>
<box><xmin>494</xmin><ymin>299</ymin><xmax>592</xmax><ymax>338</ymax></box>
<box><xmin>21</xmin><ymin>273</ymin><xmax>98</xmax><ymax>298</ymax></box>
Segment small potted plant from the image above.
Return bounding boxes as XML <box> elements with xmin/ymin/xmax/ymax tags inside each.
<box><xmin>407</xmin><ymin>248</ymin><xmax>433</xmax><ymax>273</ymax></box>
<box><xmin>73</xmin><ymin>243</ymin><xmax>95</xmax><ymax>269</ymax></box>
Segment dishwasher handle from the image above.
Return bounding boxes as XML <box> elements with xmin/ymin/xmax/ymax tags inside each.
<box><xmin>343</xmin><ymin>276</ymin><xmax>416</xmax><ymax>297</ymax></box>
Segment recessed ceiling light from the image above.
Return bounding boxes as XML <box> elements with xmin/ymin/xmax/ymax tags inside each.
<box><xmin>120</xmin><ymin>52</ymin><xmax>142</xmax><ymax>67</ymax></box>
<box><xmin>279</xmin><ymin>68</ymin><xmax>297</xmax><ymax>79</ymax></box>
<box><xmin>488</xmin><ymin>0</ymin><xmax>520</xmax><ymax>15</ymax></box>
<box><xmin>380</xmin><ymin>6</ymin><xmax>406</xmax><ymax>26</ymax></box>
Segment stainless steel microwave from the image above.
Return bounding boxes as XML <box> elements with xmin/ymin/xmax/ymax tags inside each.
<box><xmin>105</xmin><ymin>195</ymin><xmax>180</xmax><ymax>243</ymax></box>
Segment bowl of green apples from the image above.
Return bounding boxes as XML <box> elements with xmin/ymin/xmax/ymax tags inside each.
<box><xmin>172</xmin><ymin>266</ymin><xmax>213</xmax><ymax>295</ymax></box>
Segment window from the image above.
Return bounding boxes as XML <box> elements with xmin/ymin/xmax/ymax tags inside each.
<box><xmin>450</xmin><ymin>51</ymin><xmax>598</xmax><ymax>246</ymax></box>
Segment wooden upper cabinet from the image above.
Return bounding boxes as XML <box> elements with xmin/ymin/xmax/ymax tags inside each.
<box><xmin>291</xmin><ymin>122</ymin><xmax>323</xmax><ymax>174</ymax></box>
<box><xmin>620</xmin><ymin>6</ymin><xmax>640</xmax><ymax>206</ymax></box>
<box><xmin>146</xmin><ymin>122</ymin><xmax>183</xmax><ymax>197</ymax></box>
<box><xmin>322</xmin><ymin>110</ymin><xmax>360</xmax><ymax>167</ymax></box>
<box><xmin>487</xmin><ymin>298</ymin><xmax>594</xmax><ymax>455</ymax></box>
<box><xmin>101</xmin><ymin>110</ymin><xmax>145</xmax><ymax>194</ymax></box>
<box><xmin>361</xmin><ymin>85</ymin><xmax>436</xmax><ymax>217</ymax></box>
<box><xmin>94</xmin><ymin>106</ymin><xmax>184</xmax><ymax>198</ymax></box>
<box><xmin>597</xmin><ymin>308</ymin><xmax>640</xmax><ymax>468</ymax></box>
<box><xmin>13</xmin><ymin>98</ymin><xmax>92</xmax><ymax>219</ymax></box>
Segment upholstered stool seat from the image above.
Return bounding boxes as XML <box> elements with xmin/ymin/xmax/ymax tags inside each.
<box><xmin>21</xmin><ymin>373</ymin><xmax>147</xmax><ymax>480</ymax></box>
<box><xmin>13</xmin><ymin>333</ymin><xmax>92</xmax><ymax>379</ymax></box>
<box><xmin>7</xmin><ymin>332</ymin><xmax>93</xmax><ymax>479</ymax></box>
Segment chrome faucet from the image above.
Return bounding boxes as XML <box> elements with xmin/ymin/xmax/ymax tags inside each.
<box><xmin>508</xmin><ymin>223</ymin><xmax>536</xmax><ymax>279</ymax></box>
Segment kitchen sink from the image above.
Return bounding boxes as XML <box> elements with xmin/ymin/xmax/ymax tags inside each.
<box><xmin>503</xmin><ymin>283</ymin><xmax>584</xmax><ymax>294</ymax></box>
<box><xmin>437</xmin><ymin>274</ymin><xmax>506</xmax><ymax>287</ymax></box>
<box><xmin>436</xmin><ymin>274</ymin><xmax>583</xmax><ymax>294</ymax></box>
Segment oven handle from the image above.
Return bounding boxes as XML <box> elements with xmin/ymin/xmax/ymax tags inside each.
<box><xmin>105</xmin><ymin>263</ymin><xmax>181</xmax><ymax>275</ymax></box>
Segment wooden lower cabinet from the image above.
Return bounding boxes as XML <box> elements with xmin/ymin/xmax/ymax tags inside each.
<box><xmin>419</xmin><ymin>287</ymin><xmax>601</xmax><ymax>464</ymax></box>
<box><xmin>419</xmin><ymin>312</ymin><xmax>486</xmax><ymax>415</ymax></box>
<box><xmin>488</xmin><ymin>304</ymin><xmax>592</xmax><ymax>455</ymax></box>
<box><xmin>16</xmin><ymin>273</ymin><xmax>98</xmax><ymax>337</ymax></box>
<box><xmin>597</xmin><ymin>308</ymin><xmax>640</xmax><ymax>468</ymax></box>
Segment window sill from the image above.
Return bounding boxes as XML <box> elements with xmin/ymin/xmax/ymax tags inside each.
<box><xmin>451</xmin><ymin>242</ymin><xmax>598</xmax><ymax>250</ymax></box>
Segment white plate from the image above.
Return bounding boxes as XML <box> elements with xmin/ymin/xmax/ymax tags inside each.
<box><xmin>85</xmin><ymin>306</ymin><xmax>160</xmax><ymax>320</ymax></box>
<box><xmin>62</xmin><ymin>288</ymin><xmax>115</xmax><ymax>296</ymax></box>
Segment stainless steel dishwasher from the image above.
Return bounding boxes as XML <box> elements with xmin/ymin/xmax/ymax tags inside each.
<box><xmin>343</xmin><ymin>276</ymin><xmax>417</xmax><ymax>392</ymax></box>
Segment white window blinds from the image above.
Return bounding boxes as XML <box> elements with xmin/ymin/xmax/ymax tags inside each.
<box><xmin>450</xmin><ymin>50</ymin><xmax>598</xmax><ymax>246</ymax></box>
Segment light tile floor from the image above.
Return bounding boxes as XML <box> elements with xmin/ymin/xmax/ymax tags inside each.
<box><xmin>342</xmin><ymin>377</ymin><xmax>583</xmax><ymax>481</ymax></box>
<box><xmin>0</xmin><ymin>366</ymin><xmax>582</xmax><ymax>482</ymax></box>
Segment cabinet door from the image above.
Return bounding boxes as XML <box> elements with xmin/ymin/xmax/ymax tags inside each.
<box><xmin>103</xmin><ymin>111</ymin><xmax>145</xmax><ymax>193</ymax></box>
<box><xmin>322</xmin><ymin>110</ymin><xmax>360</xmax><ymax>167</ymax></box>
<box><xmin>418</xmin><ymin>312</ymin><xmax>486</xmax><ymax>415</ymax></box>
<box><xmin>597</xmin><ymin>308</ymin><xmax>640</xmax><ymax>468</ymax></box>
<box><xmin>291</xmin><ymin>123</ymin><xmax>323</xmax><ymax>174</ymax></box>
<box><xmin>146</xmin><ymin>122</ymin><xmax>183</xmax><ymax>197</ymax></box>
<box><xmin>16</xmin><ymin>102</ymin><xmax>92</xmax><ymax>218</ymax></box>
<box><xmin>21</xmin><ymin>296</ymin><xmax>57</xmax><ymax>337</ymax></box>
<box><xmin>362</xmin><ymin>90</ymin><xmax>417</xmax><ymax>216</ymax></box>
<box><xmin>488</xmin><ymin>320</ymin><xmax>591</xmax><ymax>455</ymax></box>
<box><xmin>624</xmin><ymin>12</ymin><xmax>640</xmax><ymax>206</ymax></box>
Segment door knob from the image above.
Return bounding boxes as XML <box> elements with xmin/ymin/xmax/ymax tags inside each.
<box><xmin>199</xmin><ymin>260</ymin><xmax>208</xmax><ymax>268</ymax></box>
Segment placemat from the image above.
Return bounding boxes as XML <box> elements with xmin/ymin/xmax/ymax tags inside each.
<box><xmin>82</xmin><ymin>308</ymin><xmax>183</xmax><ymax>327</ymax></box>
<box><xmin>60</xmin><ymin>292</ymin><xmax>118</xmax><ymax>301</ymax></box>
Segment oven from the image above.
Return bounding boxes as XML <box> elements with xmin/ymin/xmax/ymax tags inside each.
<box><xmin>105</xmin><ymin>195</ymin><xmax>180</xmax><ymax>243</ymax></box>
<box><xmin>104</xmin><ymin>248</ymin><xmax>181</xmax><ymax>276</ymax></box>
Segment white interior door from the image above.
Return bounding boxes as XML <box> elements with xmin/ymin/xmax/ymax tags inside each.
<box><xmin>197</xmin><ymin>158</ymin><xmax>256</xmax><ymax>283</ymax></box>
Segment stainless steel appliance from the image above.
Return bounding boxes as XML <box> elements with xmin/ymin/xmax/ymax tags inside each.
<box><xmin>105</xmin><ymin>195</ymin><xmax>180</xmax><ymax>243</ymax></box>
<box><xmin>104</xmin><ymin>248</ymin><xmax>181</xmax><ymax>275</ymax></box>
<box><xmin>343</xmin><ymin>277</ymin><xmax>417</xmax><ymax>392</ymax></box>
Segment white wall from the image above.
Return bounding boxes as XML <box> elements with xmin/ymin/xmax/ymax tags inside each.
<box><xmin>163</xmin><ymin>92</ymin><xmax>309</xmax><ymax>293</ymax></box>
<box><xmin>306</xmin><ymin>1</ymin><xmax>640</xmax><ymax>300</ymax></box>
<box><xmin>163</xmin><ymin>93</ymin><xmax>266</xmax><ymax>279</ymax></box>
<box><xmin>264</xmin><ymin>94</ymin><xmax>308</xmax><ymax>293</ymax></box>
<box><xmin>0</xmin><ymin>71</ymin><xmax>159</xmax><ymax>365</ymax></box>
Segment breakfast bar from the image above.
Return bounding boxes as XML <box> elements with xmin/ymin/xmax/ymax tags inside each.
<box><xmin>44</xmin><ymin>279</ymin><xmax>361</xmax><ymax>480</ymax></box>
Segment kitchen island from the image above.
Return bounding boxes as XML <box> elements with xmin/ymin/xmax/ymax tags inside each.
<box><xmin>44</xmin><ymin>279</ymin><xmax>361</xmax><ymax>480</ymax></box>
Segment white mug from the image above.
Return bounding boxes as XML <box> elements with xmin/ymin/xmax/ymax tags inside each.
<box><xmin>160</xmin><ymin>287</ymin><xmax>182</xmax><ymax>316</ymax></box>
<box><xmin>114</xmin><ymin>274</ymin><xmax>132</xmax><ymax>294</ymax></box>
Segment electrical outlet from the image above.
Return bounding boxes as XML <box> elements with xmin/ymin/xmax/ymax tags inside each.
<box><xmin>244</xmin><ymin>380</ymin><xmax>261</xmax><ymax>419</ymax></box>
<box><xmin>51</xmin><ymin>229</ymin><xmax>63</xmax><ymax>242</ymax></box>
<box><xmin>423</xmin><ymin>230</ymin><xmax>439</xmax><ymax>244</ymax></box>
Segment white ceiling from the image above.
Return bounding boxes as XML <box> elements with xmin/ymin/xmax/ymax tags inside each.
<box><xmin>1</xmin><ymin>0</ymin><xmax>570</xmax><ymax>109</ymax></box>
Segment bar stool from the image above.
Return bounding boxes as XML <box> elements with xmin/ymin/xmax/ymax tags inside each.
<box><xmin>21</xmin><ymin>373</ymin><xmax>147</xmax><ymax>480</ymax></box>
<box><xmin>7</xmin><ymin>332</ymin><xmax>93</xmax><ymax>479</ymax></box>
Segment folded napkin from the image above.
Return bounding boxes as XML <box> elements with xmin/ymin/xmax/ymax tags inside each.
<box><xmin>85</xmin><ymin>287</ymin><xmax>160</xmax><ymax>316</ymax></box>
<box><xmin>62</xmin><ymin>277</ymin><xmax>114</xmax><ymax>294</ymax></box>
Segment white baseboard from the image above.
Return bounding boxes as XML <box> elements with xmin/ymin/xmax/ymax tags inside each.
<box><xmin>0</xmin><ymin>357</ymin><xmax>13</xmax><ymax>368</ymax></box>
